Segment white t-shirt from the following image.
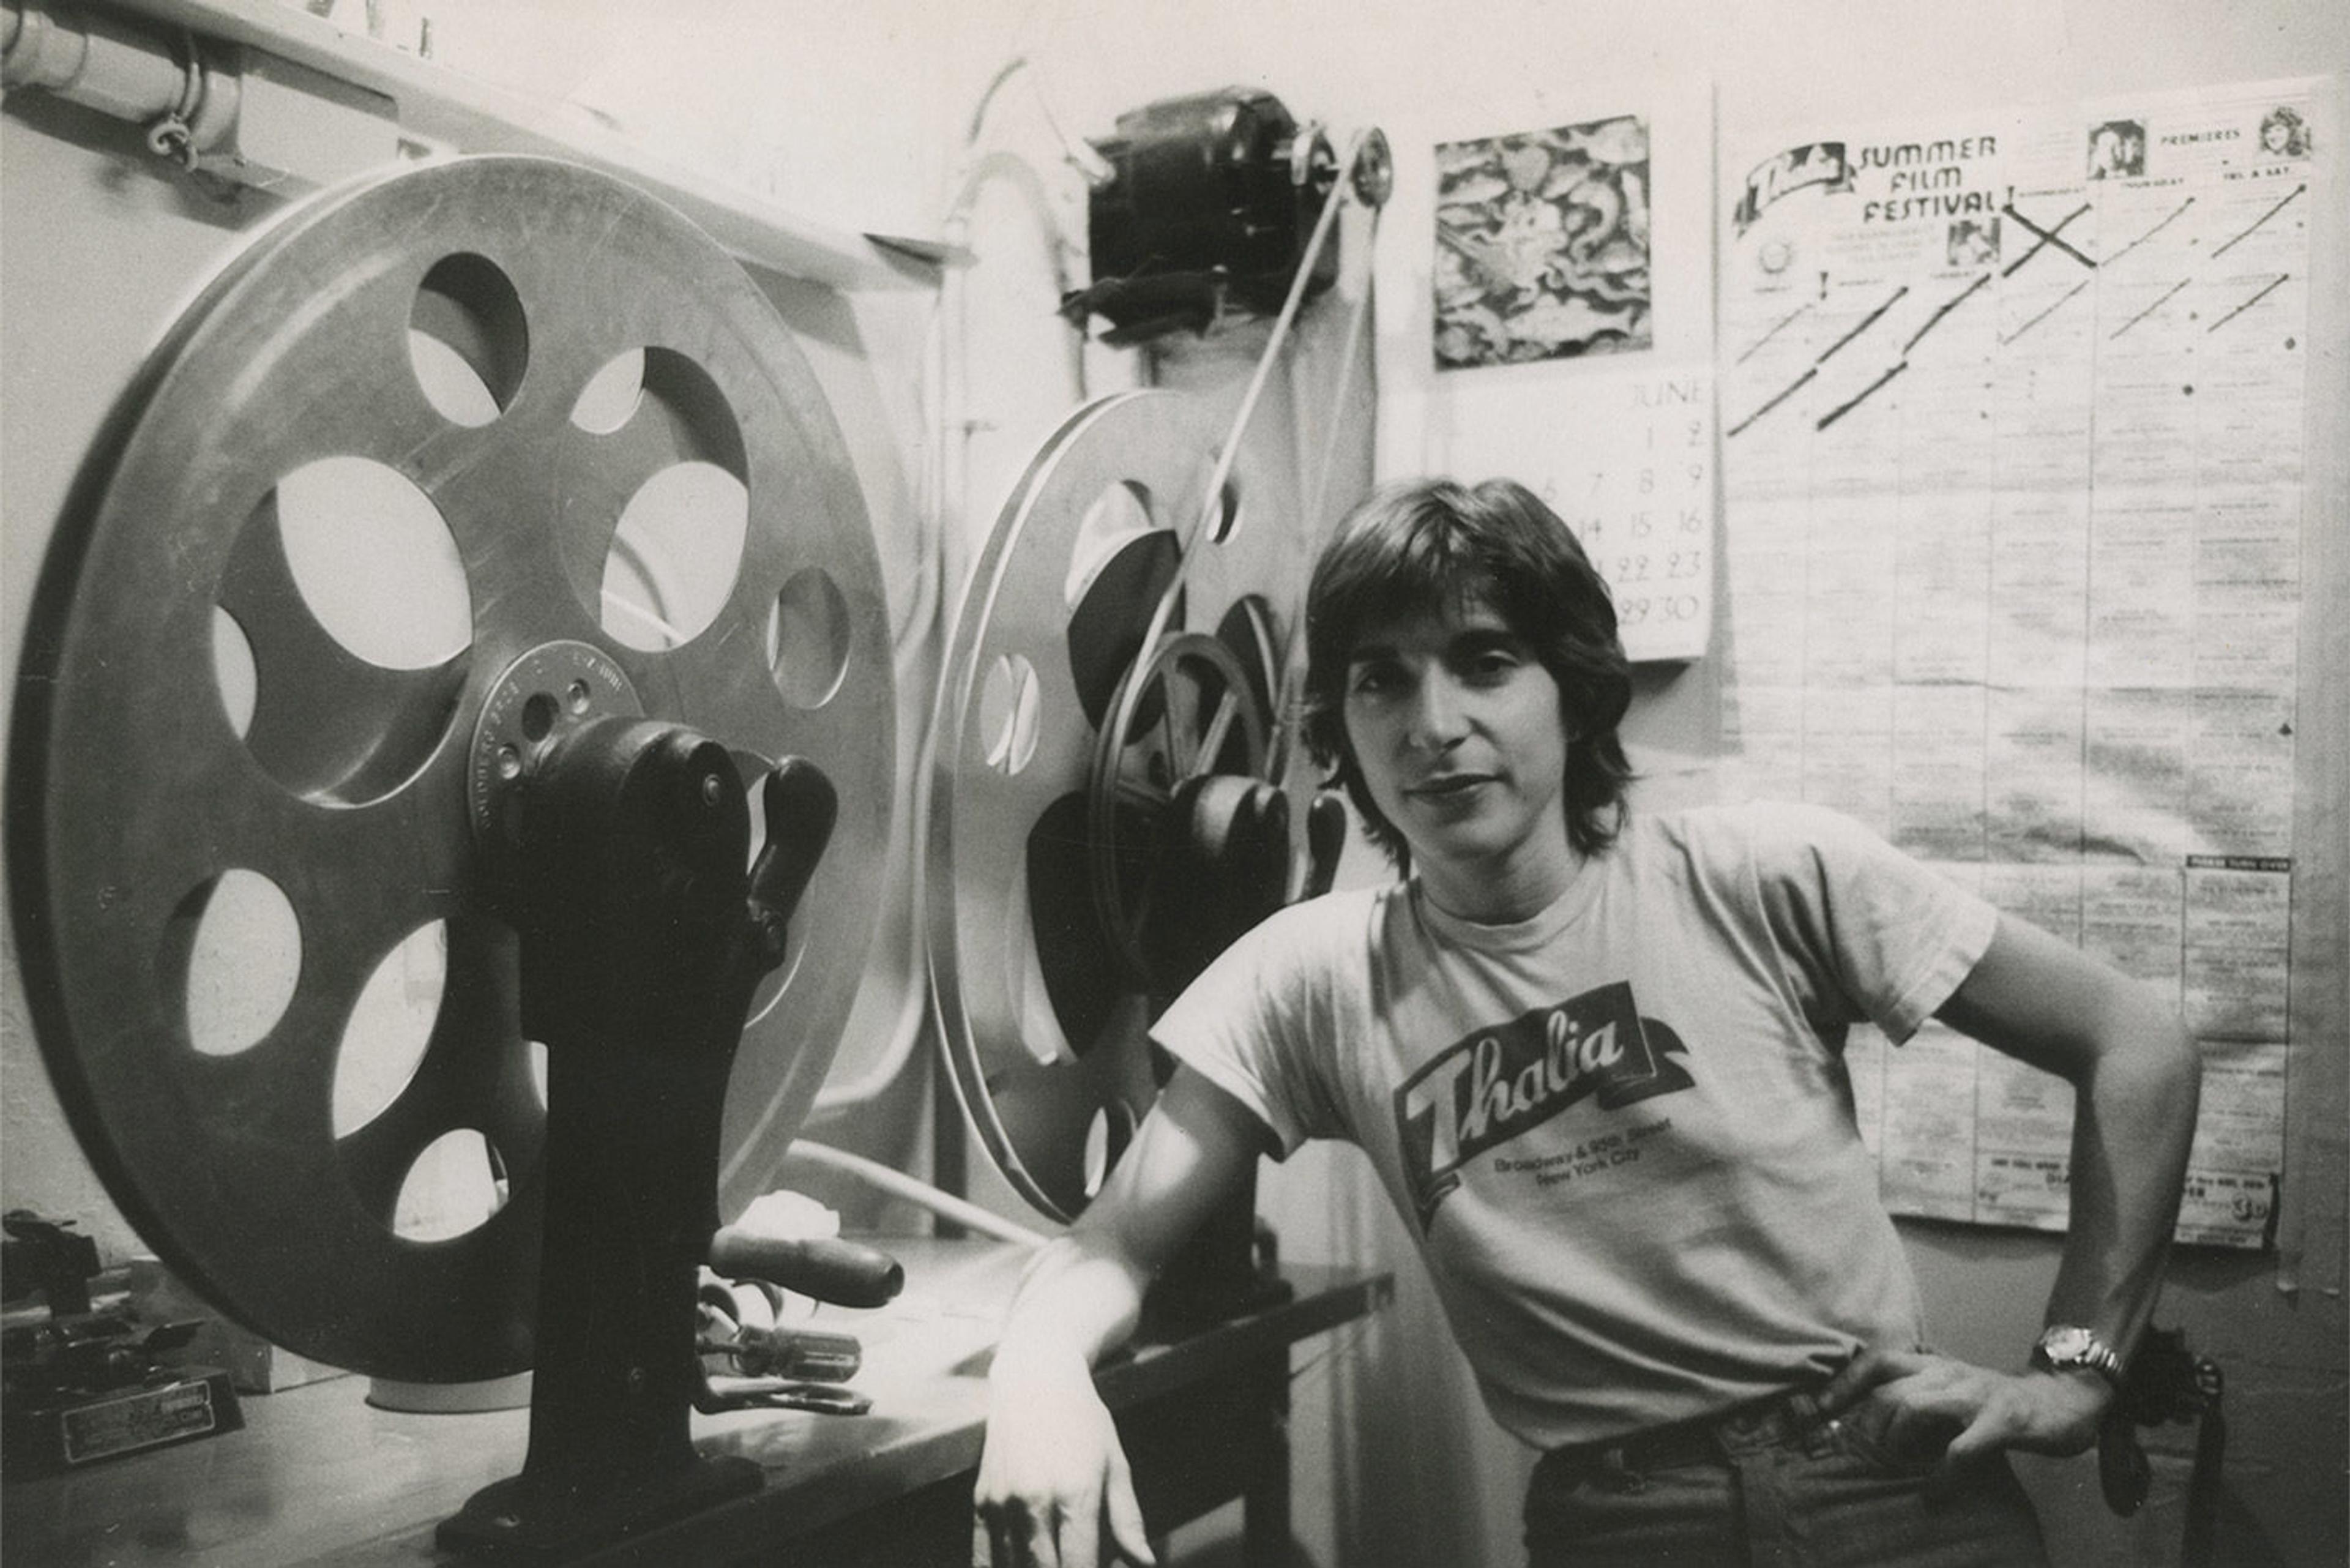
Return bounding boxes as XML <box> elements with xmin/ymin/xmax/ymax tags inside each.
<box><xmin>1154</xmin><ymin>802</ymin><xmax>1999</xmax><ymax>1450</ymax></box>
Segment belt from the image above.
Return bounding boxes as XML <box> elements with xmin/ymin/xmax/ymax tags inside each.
<box><xmin>1541</xmin><ymin>1387</ymin><xmax>1834</xmax><ymax>1481</ymax></box>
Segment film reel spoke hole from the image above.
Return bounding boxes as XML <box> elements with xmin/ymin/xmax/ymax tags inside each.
<box><xmin>392</xmin><ymin>1128</ymin><xmax>511</xmax><ymax>1242</ymax></box>
<box><xmin>1192</xmin><ymin>689</ymin><xmax>1244</xmax><ymax>778</ymax></box>
<box><xmin>1122</xmin><ymin>650</ymin><xmax>1240</xmax><ymax>781</ymax></box>
<box><xmin>600</xmin><ymin>463</ymin><xmax>748</xmax><ymax>651</ymax></box>
<box><xmin>170</xmin><ymin>868</ymin><xmax>302</xmax><ymax>1058</ymax></box>
<box><xmin>1023</xmin><ymin>795</ymin><xmax>1116</xmax><ymax>1063</ymax></box>
<box><xmin>277</xmin><ymin>457</ymin><xmax>472</xmax><ymax>671</ymax></box>
<box><xmin>1065</xmin><ymin>481</ymin><xmax>1158</xmax><ymax>608</ymax></box>
<box><xmin>570</xmin><ymin>348</ymin><xmax>645</xmax><ymax>435</ymax></box>
<box><xmin>212</xmin><ymin>606</ymin><xmax>259</xmax><ymax>741</ymax></box>
<box><xmin>409</xmin><ymin>253</ymin><xmax>528</xmax><ymax>427</ymax></box>
<box><xmin>582</xmin><ymin>348</ymin><xmax>745</xmax><ymax>468</ymax></box>
<box><xmin>979</xmin><ymin>653</ymin><xmax>1042</xmax><ymax>774</ymax></box>
<box><xmin>587</xmin><ymin>350</ymin><xmax>750</xmax><ymax>652</ymax></box>
<box><xmin>332</xmin><ymin>921</ymin><xmax>449</xmax><ymax>1137</ymax></box>
<box><xmin>223</xmin><ymin>466</ymin><xmax>473</xmax><ymax>805</ymax></box>
<box><xmin>1067</xmin><ymin>537</ymin><xmax>1181</xmax><ymax>731</ymax></box>
<box><xmin>766</xmin><ymin>568</ymin><xmax>851</xmax><ymax>709</ymax></box>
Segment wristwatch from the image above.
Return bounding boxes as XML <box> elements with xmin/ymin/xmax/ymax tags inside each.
<box><xmin>2032</xmin><ymin>1324</ymin><xmax>2126</xmax><ymax>1388</ymax></box>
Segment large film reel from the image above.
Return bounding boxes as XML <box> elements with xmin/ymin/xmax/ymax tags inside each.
<box><xmin>7</xmin><ymin>156</ymin><xmax>895</xmax><ymax>1384</ymax></box>
<box><xmin>927</xmin><ymin>390</ymin><xmax>1315</xmax><ymax>1223</ymax></box>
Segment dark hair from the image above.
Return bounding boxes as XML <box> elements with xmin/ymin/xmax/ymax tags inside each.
<box><xmin>1300</xmin><ymin>477</ymin><xmax>1633</xmax><ymax>870</ymax></box>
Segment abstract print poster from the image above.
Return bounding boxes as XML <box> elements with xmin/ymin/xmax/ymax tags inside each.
<box><xmin>1433</xmin><ymin>113</ymin><xmax>1654</xmax><ymax>368</ymax></box>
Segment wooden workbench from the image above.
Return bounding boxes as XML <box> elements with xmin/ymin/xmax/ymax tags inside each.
<box><xmin>2</xmin><ymin>1238</ymin><xmax>1392</xmax><ymax>1566</ymax></box>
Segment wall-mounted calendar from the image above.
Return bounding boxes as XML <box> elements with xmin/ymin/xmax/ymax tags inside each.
<box><xmin>1371</xmin><ymin>80</ymin><xmax>1719</xmax><ymax>665</ymax></box>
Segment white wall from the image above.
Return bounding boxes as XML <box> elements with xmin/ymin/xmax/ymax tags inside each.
<box><xmin>4</xmin><ymin>4</ymin><xmax>2343</xmax><ymax>1566</ymax></box>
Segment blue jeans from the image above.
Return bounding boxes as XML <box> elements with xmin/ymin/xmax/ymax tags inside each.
<box><xmin>1523</xmin><ymin>1391</ymin><xmax>2050</xmax><ymax>1567</ymax></box>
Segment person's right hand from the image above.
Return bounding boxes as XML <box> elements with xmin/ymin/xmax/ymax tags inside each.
<box><xmin>972</xmin><ymin>1354</ymin><xmax>1154</xmax><ymax>1567</ymax></box>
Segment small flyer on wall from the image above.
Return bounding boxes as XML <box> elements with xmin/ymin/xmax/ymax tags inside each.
<box><xmin>1716</xmin><ymin>77</ymin><xmax>2325</xmax><ymax>1250</ymax></box>
<box><xmin>1373</xmin><ymin>78</ymin><xmax>1716</xmax><ymax>663</ymax></box>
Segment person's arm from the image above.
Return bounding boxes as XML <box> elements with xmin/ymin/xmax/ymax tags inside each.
<box><xmin>1820</xmin><ymin>911</ymin><xmax>2201</xmax><ymax>1470</ymax></box>
<box><xmin>973</xmin><ymin>1067</ymin><xmax>1270</xmax><ymax>1568</ymax></box>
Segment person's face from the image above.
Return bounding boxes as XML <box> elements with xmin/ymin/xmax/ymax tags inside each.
<box><xmin>1341</xmin><ymin>592</ymin><xmax>1574</xmax><ymax>911</ymax></box>
<box><xmin>2263</xmin><ymin>119</ymin><xmax>2289</xmax><ymax>153</ymax></box>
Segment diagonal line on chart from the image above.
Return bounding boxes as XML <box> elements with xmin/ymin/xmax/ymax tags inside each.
<box><xmin>1726</xmin><ymin>367</ymin><xmax>1816</xmax><ymax>438</ymax></box>
<box><xmin>2109</xmin><ymin>278</ymin><xmax>2191</xmax><ymax>340</ymax></box>
<box><xmin>2207</xmin><ymin>274</ymin><xmax>2289</xmax><ymax>334</ymax></box>
<box><xmin>2103</xmin><ymin>196</ymin><xmax>2196</xmax><ymax>266</ymax></box>
<box><xmin>1735</xmin><ymin>300</ymin><xmax>1815</xmax><ymax>364</ymax></box>
<box><xmin>1903</xmin><ymin>273</ymin><xmax>1991</xmax><ymax>354</ymax></box>
<box><xmin>1815</xmin><ymin>285</ymin><xmax>1907</xmax><ymax>365</ymax></box>
<box><xmin>2212</xmin><ymin>184</ymin><xmax>2305</xmax><ymax>258</ymax></box>
<box><xmin>1999</xmin><ymin>277</ymin><xmax>2092</xmax><ymax>346</ymax></box>
<box><xmin>1816</xmin><ymin>360</ymin><xmax>1908</xmax><ymax>431</ymax></box>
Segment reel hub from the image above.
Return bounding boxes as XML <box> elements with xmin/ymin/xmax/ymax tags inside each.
<box><xmin>1086</xmin><ymin>629</ymin><xmax>1284</xmax><ymax>997</ymax></box>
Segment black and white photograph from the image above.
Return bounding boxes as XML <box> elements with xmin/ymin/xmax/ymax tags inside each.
<box><xmin>1</xmin><ymin>5</ymin><xmax>2341</xmax><ymax>1567</ymax></box>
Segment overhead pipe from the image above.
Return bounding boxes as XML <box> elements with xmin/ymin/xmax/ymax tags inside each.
<box><xmin>2</xmin><ymin>1</ymin><xmax>241</xmax><ymax>169</ymax></box>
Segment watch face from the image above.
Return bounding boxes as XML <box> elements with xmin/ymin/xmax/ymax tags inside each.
<box><xmin>2042</xmin><ymin>1326</ymin><xmax>2094</xmax><ymax>1359</ymax></box>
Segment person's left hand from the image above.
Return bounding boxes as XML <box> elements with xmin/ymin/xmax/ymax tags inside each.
<box><xmin>1816</xmin><ymin>1346</ymin><xmax>2111</xmax><ymax>1484</ymax></box>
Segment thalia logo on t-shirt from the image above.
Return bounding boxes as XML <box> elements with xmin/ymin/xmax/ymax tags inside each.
<box><xmin>1392</xmin><ymin>979</ymin><xmax>1693</xmax><ymax>1227</ymax></box>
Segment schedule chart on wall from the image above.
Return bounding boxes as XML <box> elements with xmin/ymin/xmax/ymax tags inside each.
<box><xmin>1715</xmin><ymin>78</ymin><xmax>2321</xmax><ymax>1249</ymax></box>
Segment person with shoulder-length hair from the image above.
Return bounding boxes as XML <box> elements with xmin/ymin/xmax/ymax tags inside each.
<box><xmin>974</xmin><ymin>477</ymin><xmax>2201</xmax><ymax>1567</ymax></box>
<box><xmin>1299</xmin><ymin>476</ymin><xmax>1636</xmax><ymax>871</ymax></box>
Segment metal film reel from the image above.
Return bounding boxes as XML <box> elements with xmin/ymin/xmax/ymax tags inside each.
<box><xmin>927</xmin><ymin>389</ymin><xmax>1313</xmax><ymax>1223</ymax></box>
<box><xmin>7</xmin><ymin>155</ymin><xmax>894</xmax><ymax>1383</ymax></box>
